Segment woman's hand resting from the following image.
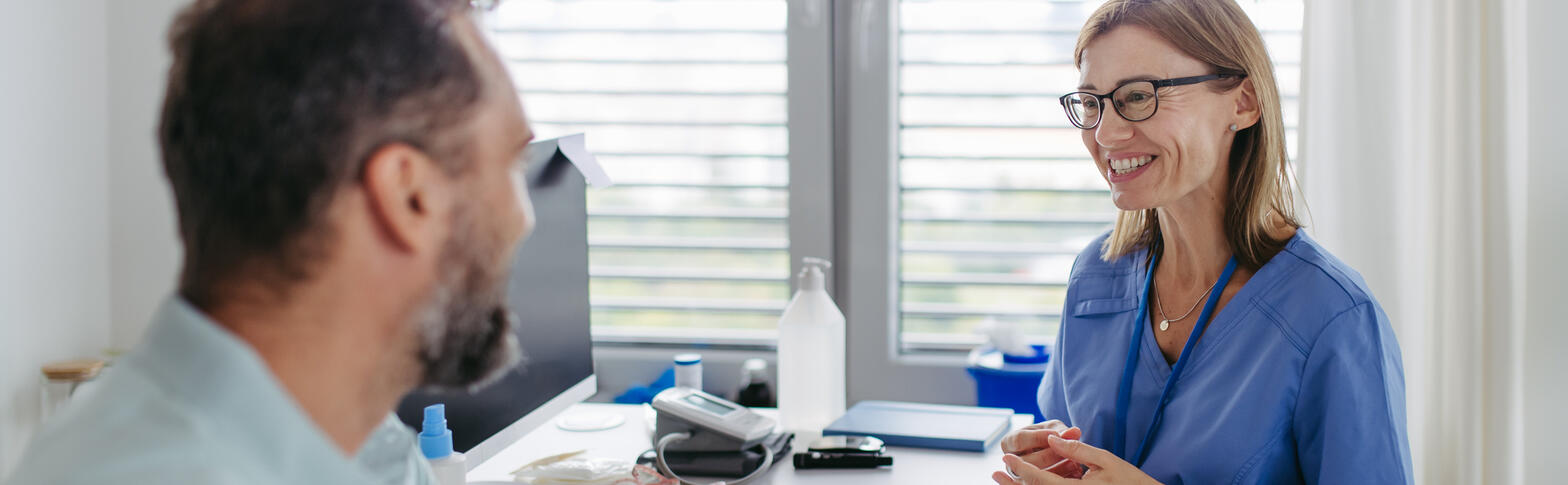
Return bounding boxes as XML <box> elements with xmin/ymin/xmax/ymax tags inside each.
<box><xmin>993</xmin><ymin>435</ymin><xmax>1163</xmax><ymax>485</ymax></box>
<box><xmin>999</xmin><ymin>420</ymin><xmax>1086</xmax><ymax>478</ymax></box>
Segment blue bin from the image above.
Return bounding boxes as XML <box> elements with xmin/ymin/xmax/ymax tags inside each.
<box><xmin>966</xmin><ymin>344</ymin><xmax>1050</xmax><ymax>423</ymax></box>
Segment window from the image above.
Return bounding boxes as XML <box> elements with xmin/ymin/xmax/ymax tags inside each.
<box><xmin>894</xmin><ymin>0</ymin><xmax>1303</xmax><ymax>351</ymax></box>
<box><xmin>483</xmin><ymin>0</ymin><xmax>1303</xmax><ymax>399</ymax></box>
<box><xmin>485</xmin><ymin>0</ymin><xmax>831</xmax><ymax>345</ymax></box>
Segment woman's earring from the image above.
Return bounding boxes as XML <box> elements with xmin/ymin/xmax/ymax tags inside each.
<box><xmin>1229</xmin><ymin>124</ymin><xmax>1239</xmax><ymax>131</ymax></box>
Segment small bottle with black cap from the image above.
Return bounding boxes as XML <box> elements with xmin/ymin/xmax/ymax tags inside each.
<box><xmin>734</xmin><ymin>358</ymin><xmax>775</xmax><ymax>407</ymax></box>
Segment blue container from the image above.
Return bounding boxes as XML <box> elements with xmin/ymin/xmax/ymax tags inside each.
<box><xmin>966</xmin><ymin>344</ymin><xmax>1050</xmax><ymax>423</ymax></box>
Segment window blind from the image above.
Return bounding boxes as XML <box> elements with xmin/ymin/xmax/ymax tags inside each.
<box><xmin>487</xmin><ymin>0</ymin><xmax>792</xmax><ymax>343</ymax></box>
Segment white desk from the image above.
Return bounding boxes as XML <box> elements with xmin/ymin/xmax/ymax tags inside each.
<box><xmin>467</xmin><ymin>403</ymin><xmax>1030</xmax><ymax>484</ymax></box>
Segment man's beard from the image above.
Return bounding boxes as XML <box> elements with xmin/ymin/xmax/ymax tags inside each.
<box><xmin>413</xmin><ymin>202</ymin><xmax>523</xmax><ymax>392</ymax></box>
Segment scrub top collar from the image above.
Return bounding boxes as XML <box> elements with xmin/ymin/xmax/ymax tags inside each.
<box><xmin>1126</xmin><ymin>232</ymin><xmax>1303</xmax><ymax>379</ymax></box>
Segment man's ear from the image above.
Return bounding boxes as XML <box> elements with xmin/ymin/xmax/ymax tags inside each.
<box><xmin>361</xmin><ymin>143</ymin><xmax>448</xmax><ymax>254</ymax></box>
<box><xmin>1234</xmin><ymin>77</ymin><xmax>1262</xmax><ymax>129</ymax></box>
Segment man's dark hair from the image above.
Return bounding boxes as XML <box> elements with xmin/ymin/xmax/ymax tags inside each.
<box><xmin>159</xmin><ymin>0</ymin><xmax>484</xmax><ymax>307</ymax></box>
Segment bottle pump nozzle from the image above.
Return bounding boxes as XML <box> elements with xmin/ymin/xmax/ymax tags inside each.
<box><xmin>798</xmin><ymin>258</ymin><xmax>832</xmax><ymax>291</ymax></box>
<box><xmin>801</xmin><ymin>257</ymin><xmax>831</xmax><ymax>270</ymax></box>
<box><xmin>419</xmin><ymin>404</ymin><xmax>454</xmax><ymax>460</ymax></box>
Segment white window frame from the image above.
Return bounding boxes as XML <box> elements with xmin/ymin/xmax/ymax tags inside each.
<box><xmin>837</xmin><ymin>0</ymin><xmax>975</xmax><ymax>405</ymax></box>
<box><xmin>787</xmin><ymin>0</ymin><xmax>838</xmax><ymax>315</ymax></box>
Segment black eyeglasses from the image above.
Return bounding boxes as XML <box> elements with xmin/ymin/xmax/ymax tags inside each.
<box><xmin>1058</xmin><ymin>73</ymin><xmax>1244</xmax><ymax>130</ymax></box>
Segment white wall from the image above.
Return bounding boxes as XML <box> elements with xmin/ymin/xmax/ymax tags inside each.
<box><xmin>0</xmin><ymin>1</ymin><xmax>111</xmax><ymax>477</ymax></box>
<box><xmin>107</xmin><ymin>0</ymin><xmax>185</xmax><ymax>350</ymax></box>
<box><xmin>1523</xmin><ymin>1</ymin><xmax>1568</xmax><ymax>481</ymax></box>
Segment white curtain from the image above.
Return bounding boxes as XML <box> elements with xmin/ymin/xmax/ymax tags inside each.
<box><xmin>1299</xmin><ymin>0</ymin><xmax>1540</xmax><ymax>484</ymax></box>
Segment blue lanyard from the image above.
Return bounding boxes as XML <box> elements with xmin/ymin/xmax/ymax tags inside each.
<box><xmin>1112</xmin><ymin>252</ymin><xmax>1238</xmax><ymax>467</ymax></box>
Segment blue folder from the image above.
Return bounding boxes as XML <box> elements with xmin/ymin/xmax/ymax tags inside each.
<box><xmin>822</xmin><ymin>400</ymin><xmax>1015</xmax><ymax>452</ymax></box>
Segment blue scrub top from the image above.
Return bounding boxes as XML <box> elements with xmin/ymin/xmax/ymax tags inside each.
<box><xmin>1038</xmin><ymin>231</ymin><xmax>1413</xmax><ymax>484</ymax></box>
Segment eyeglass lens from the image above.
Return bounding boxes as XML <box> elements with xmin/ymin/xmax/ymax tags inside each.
<box><xmin>1064</xmin><ymin>81</ymin><xmax>1159</xmax><ymax>129</ymax></box>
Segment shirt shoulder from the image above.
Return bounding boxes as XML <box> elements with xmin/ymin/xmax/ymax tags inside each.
<box><xmin>1253</xmin><ymin>232</ymin><xmax>1388</xmax><ymax>346</ymax></box>
<box><xmin>1068</xmin><ymin>230</ymin><xmax>1143</xmax><ymax>279</ymax></box>
<box><xmin>6</xmin><ymin>369</ymin><xmax>263</xmax><ymax>485</ymax></box>
<box><xmin>11</xmin><ymin>298</ymin><xmax>390</xmax><ymax>485</ymax></box>
<box><xmin>7</xmin><ymin>461</ymin><xmax>248</xmax><ymax>485</ymax></box>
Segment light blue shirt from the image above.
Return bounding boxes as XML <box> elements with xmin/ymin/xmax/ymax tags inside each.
<box><xmin>1039</xmin><ymin>231</ymin><xmax>1413</xmax><ymax>484</ymax></box>
<box><xmin>6</xmin><ymin>298</ymin><xmax>435</xmax><ymax>485</ymax></box>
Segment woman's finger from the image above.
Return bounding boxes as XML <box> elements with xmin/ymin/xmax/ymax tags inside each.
<box><xmin>1062</xmin><ymin>427</ymin><xmax>1082</xmax><ymax>440</ymax></box>
<box><xmin>1003</xmin><ymin>420</ymin><xmax>1069</xmax><ymax>451</ymax></box>
<box><xmin>992</xmin><ymin>470</ymin><xmax>1023</xmax><ymax>485</ymax></box>
<box><xmin>1003</xmin><ymin>454</ymin><xmax>1070</xmax><ymax>485</ymax></box>
<box><xmin>1004</xmin><ymin>425</ymin><xmax>1081</xmax><ymax>456</ymax></box>
<box><xmin>1003</xmin><ymin>428</ymin><xmax>1062</xmax><ymax>453</ymax></box>
<box><xmin>1047</xmin><ymin>434</ymin><xmax>1120</xmax><ymax>471</ymax></box>
<box><xmin>1044</xmin><ymin>457</ymin><xmax>1086</xmax><ymax>478</ymax></box>
<box><xmin>1019</xmin><ymin>448</ymin><xmax>1067</xmax><ymax>469</ymax></box>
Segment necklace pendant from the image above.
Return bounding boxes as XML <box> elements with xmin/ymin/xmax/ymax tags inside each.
<box><xmin>1159</xmin><ymin>320</ymin><xmax>1170</xmax><ymax>331</ymax></box>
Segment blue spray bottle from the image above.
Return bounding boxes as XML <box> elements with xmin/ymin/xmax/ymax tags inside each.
<box><xmin>419</xmin><ymin>404</ymin><xmax>467</xmax><ymax>485</ymax></box>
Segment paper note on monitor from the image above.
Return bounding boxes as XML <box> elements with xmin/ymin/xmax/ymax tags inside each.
<box><xmin>529</xmin><ymin>133</ymin><xmax>612</xmax><ymax>188</ymax></box>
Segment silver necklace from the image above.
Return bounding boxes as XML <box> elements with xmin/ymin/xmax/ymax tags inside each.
<box><xmin>1154</xmin><ymin>276</ymin><xmax>1216</xmax><ymax>332</ymax></box>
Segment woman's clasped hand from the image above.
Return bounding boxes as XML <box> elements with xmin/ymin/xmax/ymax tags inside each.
<box><xmin>995</xmin><ymin>428</ymin><xmax>1161</xmax><ymax>485</ymax></box>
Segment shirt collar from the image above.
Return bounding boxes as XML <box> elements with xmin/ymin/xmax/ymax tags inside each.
<box><xmin>124</xmin><ymin>297</ymin><xmax>380</xmax><ymax>484</ymax></box>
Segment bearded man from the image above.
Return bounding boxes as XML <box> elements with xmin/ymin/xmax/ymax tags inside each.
<box><xmin>7</xmin><ymin>0</ymin><xmax>537</xmax><ymax>483</ymax></box>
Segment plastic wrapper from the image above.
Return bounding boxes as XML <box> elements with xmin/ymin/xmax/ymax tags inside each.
<box><xmin>511</xmin><ymin>451</ymin><xmax>676</xmax><ymax>485</ymax></box>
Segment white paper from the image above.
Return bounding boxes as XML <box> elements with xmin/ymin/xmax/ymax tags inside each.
<box><xmin>529</xmin><ymin>133</ymin><xmax>613</xmax><ymax>188</ymax></box>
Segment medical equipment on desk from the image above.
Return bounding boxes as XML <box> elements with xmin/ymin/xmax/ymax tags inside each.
<box><xmin>645</xmin><ymin>387</ymin><xmax>792</xmax><ymax>484</ymax></box>
<box><xmin>792</xmin><ymin>435</ymin><xmax>893</xmax><ymax>470</ymax></box>
<box><xmin>806</xmin><ymin>435</ymin><xmax>884</xmax><ymax>454</ymax></box>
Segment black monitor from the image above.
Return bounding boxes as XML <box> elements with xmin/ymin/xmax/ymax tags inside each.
<box><xmin>396</xmin><ymin>140</ymin><xmax>596</xmax><ymax>468</ymax></box>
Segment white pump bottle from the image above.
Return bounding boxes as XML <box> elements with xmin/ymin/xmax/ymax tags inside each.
<box><xmin>776</xmin><ymin>257</ymin><xmax>846</xmax><ymax>439</ymax></box>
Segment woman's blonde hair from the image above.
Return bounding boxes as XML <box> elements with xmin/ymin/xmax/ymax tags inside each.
<box><xmin>1077</xmin><ymin>0</ymin><xmax>1300</xmax><ymax>269</ymax></box>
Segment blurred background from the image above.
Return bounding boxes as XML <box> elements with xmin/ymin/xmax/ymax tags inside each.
<box><xmin>1</xmin><ymin>0</ymin><xmax>1562</xmax><ymax>483</ymax></box>
<box><xmin>492</xmin><ymin>0</ymin><xmax>1298</xmax><ymax>346</ymax></box>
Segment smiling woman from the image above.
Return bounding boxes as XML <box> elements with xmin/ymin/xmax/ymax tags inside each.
<box><xmin>992</xmin><ymin>1</ymin><xmax>1412</xmax><ymax>484</ymax></box>
<box><xmin>1073</xmin><ymin>6</ymin><xmax>1297</xmax><ymax>269</ymax></box>
<box><xmin>893</xmin><ymin>0</ymin><xmax>1303</xmax><ymax>352</ymax></box>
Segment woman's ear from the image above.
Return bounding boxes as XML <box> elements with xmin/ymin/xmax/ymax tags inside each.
<box><xmin>1234</xmin><ymin>77</ymin><xmax>1262</xmax><ymax>129</ymax></box>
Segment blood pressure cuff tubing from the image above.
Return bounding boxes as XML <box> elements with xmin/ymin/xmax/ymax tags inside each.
<box><xmin>637</xmin><ymin>431</ymin><xmax>793</xmax><ymax>478</ymax></box>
